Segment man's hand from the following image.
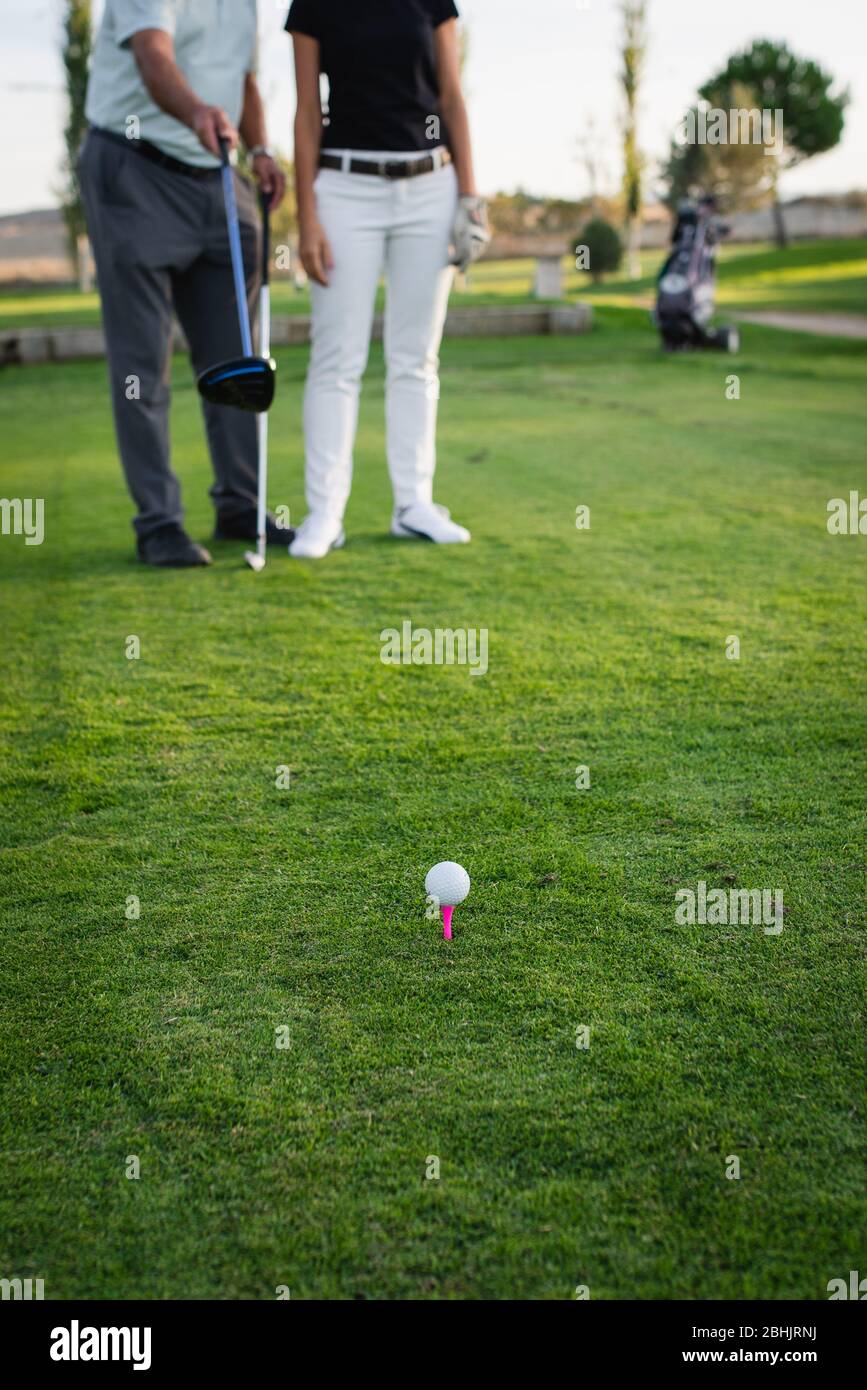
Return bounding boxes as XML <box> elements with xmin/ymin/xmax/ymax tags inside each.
<box><xmin>130</xmin><ymin>31</ymin><xmax>238</xmax><ymax>159</ymax></box>
<box><xmin>252</xmin><ymin>153</ymin><xmax>287</xmax><ymax>211</ymax></box>
<box><xmin>191</xmin><ymin>103</ymin><xmax>238</xmax><ymax>158</ymax></box>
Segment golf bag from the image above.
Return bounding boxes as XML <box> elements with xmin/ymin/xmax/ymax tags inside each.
<box><xmin>654</xmin><ymin>196</ymin><xmax>739</xmax><ymax>352</ymax></box>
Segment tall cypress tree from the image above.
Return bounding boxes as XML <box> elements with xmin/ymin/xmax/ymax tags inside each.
<box><xmin>620</xmin><ymin>1</ymin><xmax>647</xmax><ymax>280</ymax></box>
<box><xmin>61</xmin><ymin>1</ymin><xmax>93</xmax><ymax>287</ymax></box>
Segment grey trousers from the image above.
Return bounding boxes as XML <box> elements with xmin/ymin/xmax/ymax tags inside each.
<box><xmin>79</xmin><ymin>129</ymin><xmax>261</xmax><ymax>540</ymax></box>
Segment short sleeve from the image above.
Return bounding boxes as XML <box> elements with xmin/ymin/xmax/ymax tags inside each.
<box><xmin>114</xmin><ymin>0</ymin><xmax>179</xmax><ymax>48</ymax></box>
<box><xmin>285</xmin><ymin>0</ymin><xmax>321</xmax><ymax>39</ymax></box>
<box><xmin>430</xmin><ymin>1</ymin><xmax>459</xmax><ymax>24</ymax></box>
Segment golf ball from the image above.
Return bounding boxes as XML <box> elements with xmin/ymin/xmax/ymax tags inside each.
<box><xmin>425</xmin><ymin>861</ymin><xmax>470</xmax><ymax>907</ymax></box>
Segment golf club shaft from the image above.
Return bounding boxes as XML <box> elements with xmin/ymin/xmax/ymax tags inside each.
<box><xmin>256</xmin><ymin>413</ymin><xmax>269</xmax><ymax>560</ymax></box>
<box><xmin>219</xmin><ymin>138</ymin><xmax>254</xmax><ymax>359</ymax></box>
<box><xmin>257</xmin><ymin>193</ymin><xmax>271</xmax><ymax>557</ymax></box>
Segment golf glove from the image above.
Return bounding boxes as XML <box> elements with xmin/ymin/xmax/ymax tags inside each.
<box><xmin>451</xmin><ymin>195</ymin><xmax>490</xmax><ymax>271</ymax></box>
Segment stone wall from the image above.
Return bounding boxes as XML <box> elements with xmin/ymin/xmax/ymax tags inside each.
<box><xmin>1</xmin><ymin>303</ymin><xmax>593</xmax><ymax>366</ymax></box>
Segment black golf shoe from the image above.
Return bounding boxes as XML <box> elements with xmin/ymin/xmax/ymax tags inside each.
<box><xmin>137</xmin><ymin>524</ymin><xmax>213</xmax><ymax>568</ymax></box>
<box><xmin>213</xmin><ymin>511</ymin><xmax>295</xmax><ymax>545</ymax></box>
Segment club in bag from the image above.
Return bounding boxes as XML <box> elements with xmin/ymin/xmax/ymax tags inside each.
<box><xmin>197</xmin><ymin>137</ymin><xmax>276</xmax><ymax>414</ymax></box>
<box><xmin>244</xmin><ymin>192</ymin><xmax>272</xmax><ymax>572</ymax></box>
<box><xmin>653</xmin><ymin>195</ymin><xmax>739</xmax><ymax>353</ymax></box>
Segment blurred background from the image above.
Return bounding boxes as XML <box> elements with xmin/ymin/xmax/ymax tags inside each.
<box><xmin>0</xmin><ymin>0</ymin><xmax>864</xmax><ymax>319</ymax></box>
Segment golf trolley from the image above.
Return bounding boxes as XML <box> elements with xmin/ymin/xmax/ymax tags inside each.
<box><xmin>654</xmin><ymin>196</ymin><xmax>739</xmax><ymax>353</ymax></box>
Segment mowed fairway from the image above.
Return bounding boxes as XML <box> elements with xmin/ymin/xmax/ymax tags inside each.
<box><xmin>1</xmin><ymin>310</ymin><xmax>865</xmax><ymax>1300</ymax></box>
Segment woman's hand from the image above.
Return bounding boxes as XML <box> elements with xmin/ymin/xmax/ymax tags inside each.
<box><xmin>299</xmin><ymin>216</ymin><xmax>334</xmax><ymax>287</ymax></box>
<box><xmin>451</xmin><ymin>196</ymin><xmax>490</xmax><ymax>270</ymax></box>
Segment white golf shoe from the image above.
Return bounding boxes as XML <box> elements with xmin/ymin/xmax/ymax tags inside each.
<box><xmin>288</xmin><ymin>513</ymin><xmax>346</xmax><ymax>559</ymax></box>
<box><xmin>391</xmin><ymin>502</ymin><xmax>471</xmax><ymax>544</ymax></box>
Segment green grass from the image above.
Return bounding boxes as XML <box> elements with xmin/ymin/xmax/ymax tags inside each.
<box><xmin>5</xmin><ymin>238</ymin><xmax>866</xmax><ymax>330</ymax></box>
<box><xmin>580</xmin><ymin>237</ymin><xmax>867</xmax><ymax>317</ymax></box>
<box><xmin>1</xmin><ymin>309</ymin><xmax>866</xmax><ymax>1300</ymax></box>
<box><xmin>0</xmin><ymin>259</ymin><xmax>557</xmax><ymax>330</ymax></box>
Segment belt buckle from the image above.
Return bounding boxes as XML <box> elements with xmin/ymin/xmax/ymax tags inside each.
<box><xmin>378</xmin><ymin>159</ymin><xmax>388</xmax><ymax>178</ymax></box>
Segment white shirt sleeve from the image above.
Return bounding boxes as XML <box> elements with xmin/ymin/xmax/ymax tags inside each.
<box><xmin>114</xmin><ymin>0</ymin><xmax>180</xmax><ymax>48</ymax></box>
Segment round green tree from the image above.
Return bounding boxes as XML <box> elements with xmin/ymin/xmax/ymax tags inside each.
<box><xmin>699</xmin><ymin>39</ymin><xmax>848</xmax><ymax>245</ymax></box>
<box><xmin>576</xmin><ymin>219</ymin><xmax>623</xmax><ymax>284</ymax></box>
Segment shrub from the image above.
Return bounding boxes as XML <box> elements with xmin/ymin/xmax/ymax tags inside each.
<box><xmin>575</xmin><ymin>219</ymin><xmax>623</xmax><ymax>283</ymax></box>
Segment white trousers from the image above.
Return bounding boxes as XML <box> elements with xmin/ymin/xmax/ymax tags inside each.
<box><xmin>304</xmin><ymin>156</ymin><xmax>458</xmax><ymax>520</ymax></box>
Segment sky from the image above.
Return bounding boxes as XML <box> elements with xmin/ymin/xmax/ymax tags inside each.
<box><xmin>0</xmin><ymin>0</ymin><xmax>865</xmax><ymax>216</ymax></box>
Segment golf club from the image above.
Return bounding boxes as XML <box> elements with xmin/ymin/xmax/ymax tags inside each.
<box><xmin>244</xmin><ymin>192</ymin><xmax>272</xmax><ymax>573</ymax></box>
<box><xmin>197</xmin><ymin>137</ymin><xmax>276</xmax><ymax>413</ymax></box>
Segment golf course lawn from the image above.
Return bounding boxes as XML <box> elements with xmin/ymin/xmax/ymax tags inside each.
<box><xmin>1</xmin><ymin>308</ymin><xmax>865</xmax><ymax>1300</ymax></box>
<box><xmin>0</xmin><ymin>268</ymin><xmax>546</xmax><ymax>331</ymax></box>
<box><xmin>580</xmin><ymin>237</ymin><xmax>867</xmax><ymax>317</ymax></box>
<box><xmin>4</xmin><ymin>237</ymin><xmax>866</xmax><ymax>328</ymax></box>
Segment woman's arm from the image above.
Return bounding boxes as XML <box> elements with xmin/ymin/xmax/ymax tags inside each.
<box><xmin>434</xmin><ymin>19</ymin><xmax>477</xmax><ymax>196</ymax></box>
<box><xmin>291</xmin><ymin>33</ymin><xmax>334</xmax><ymax>286</ymax></box>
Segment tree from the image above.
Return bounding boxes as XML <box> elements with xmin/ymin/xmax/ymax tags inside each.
<box><xmin>575</xmin><ymin>219</ymin><xmax>622</xmax><ymax>284</ymax></box>
<box><xmin>661</xmin><ymin>81</ymin><xmax>776</xmax><ymax>215</ymax></box>
<box><xmin>699</xmin><ymin>40</ymin><xmax>848</xmax><ymax>246</ymax></box>
<box><xmin>619</xmin><ymin>1</ymin><xmax>648</xmax><ymax>279</ymax></box>
<box><xmin>60</xmin><ymin>1</ymin><xmax>93</xmax><ymax>289</ymax></box>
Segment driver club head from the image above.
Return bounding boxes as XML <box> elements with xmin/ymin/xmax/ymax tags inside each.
<box><xmin>197</xmin><ymin>356</ymin><xmax>277</xmax><ymax>413</ymax></box>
